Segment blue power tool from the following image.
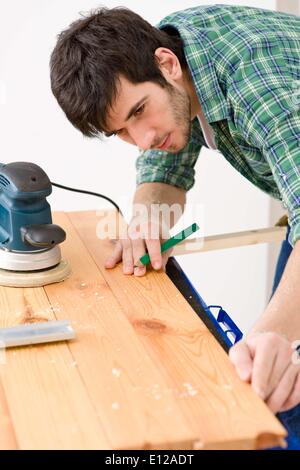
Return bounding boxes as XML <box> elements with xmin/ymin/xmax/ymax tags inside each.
<box><xmin>0</xmin><ymin>162</ymin><xmax>66</xmax><ymax>272</ymax></box>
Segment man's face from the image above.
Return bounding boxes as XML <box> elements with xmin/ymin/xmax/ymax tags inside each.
<box><xmin>105</xmin><ymin>76</ymin><xmax>192</xmax><ymax>153</ymax></box>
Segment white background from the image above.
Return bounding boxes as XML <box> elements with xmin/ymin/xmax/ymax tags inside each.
<box><xmin>0</xmin><ymin>0</ymin><xmax>288</xmax><ymax>335</ymax></box>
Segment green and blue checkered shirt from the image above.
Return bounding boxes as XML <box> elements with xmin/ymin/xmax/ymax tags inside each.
<box><xmin>135</xmin><ymin>4</ymin><xmax>300</xmax><ymax>246</ymax></box>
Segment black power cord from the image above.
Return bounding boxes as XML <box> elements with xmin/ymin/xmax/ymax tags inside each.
<box><xmin>51</xmin><ymin>181</ymin><xmax>123</xmax><ymax>216</ymax></box>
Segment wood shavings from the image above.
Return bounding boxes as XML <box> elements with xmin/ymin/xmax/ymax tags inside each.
<box><xmin>112</xmin><ymin>368</ymin><xmax>121</xmax><ymax>378</ymax></box>
<box><xmin>182</xmin><ymin>382</ymin><xmax>198</xmax><ymax>397</ymax></box>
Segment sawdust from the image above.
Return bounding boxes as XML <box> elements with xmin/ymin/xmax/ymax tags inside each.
<box><xmin>112</xmin><ymin>368</ymin><xmax>121</xmax><ymax>378</ymax></box>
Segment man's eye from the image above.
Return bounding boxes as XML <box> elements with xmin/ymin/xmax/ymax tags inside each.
<box><xmin>134</xmin><ymin>104</ymin><xmax>145</xmax><ymax>117</ymax></box>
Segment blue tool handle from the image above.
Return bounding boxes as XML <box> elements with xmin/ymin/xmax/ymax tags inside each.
<box><xmin>165</xmin><ymin>257</ymin><xmax>242</xmax><ymax>350</ymax></box>
<box><xmin>207</xmin><ymin>305</ymin><xmax>243</xmax><ymax>345</ymax></box>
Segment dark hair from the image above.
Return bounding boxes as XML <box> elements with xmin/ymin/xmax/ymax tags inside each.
<box><xmin>50</xmin><ymin>7</ymin><xmax>187</xmax><ymax>138</ymax></box>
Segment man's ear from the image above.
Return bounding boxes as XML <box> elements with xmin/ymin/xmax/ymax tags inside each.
<box><xmin>154</xmin><ymin>47</ymin><xmax>183</xmax><ymax>82</ymax></box>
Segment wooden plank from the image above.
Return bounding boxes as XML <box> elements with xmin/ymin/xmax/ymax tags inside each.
<box><xmin>46</xmin><ymin>212</ymin><xmax>195</xmax><ymax>450</ymax></box>
<box><xmin>173</xmin><ymin>227</ymin><xmax>286</xmax><ymax>256</ymax></box>
<box><xmin>66</xmin><ymin>210</ymin><xmax>287</xmax><ymax>450</ymax></box>
<box><xmin>0</xmin><ymin>379</ymin><xmax>18</xmax><ymax>449</ymax></box>
<box><xmin>0</xmin><ymin>286</ymin><xmax>109</xmax><ymax>449</ymax></box>
<box><xmin>0</xmin><ymin>286</ymin><xmax>18</xmax><ymax>449</ymax></box>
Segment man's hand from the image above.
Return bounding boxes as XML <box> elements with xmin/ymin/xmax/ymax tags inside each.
<box><xmin>104</xmin><ymin>217</ymin><xmax>172</xmax><ymax>276</ymax></box>
<box><xmin>104</xmin><ymin>182</ymin><xmax>185</xmax><ymax>276</ymax></box>
<box><xmin>229</xmin><ymin>332</ymin><xmax>300</xmax><ymax>413</ymax></box>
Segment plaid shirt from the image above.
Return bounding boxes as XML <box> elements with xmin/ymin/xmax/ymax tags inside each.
<box><xmin>135</xmin><ymin>4</ymin><xmax>300</xmax><ymax>246</ymax></box>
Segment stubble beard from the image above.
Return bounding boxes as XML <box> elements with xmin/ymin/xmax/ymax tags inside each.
<box><xmin>167</xmin><ymin>85</ymin><xmax>192</xmax><ymax>153</ymax></box>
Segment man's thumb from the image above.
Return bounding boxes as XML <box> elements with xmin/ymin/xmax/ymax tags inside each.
<box><xmin>229</xmin><ymin>341</ymin><xmax>253</xmax><ymax>382</ymax></box>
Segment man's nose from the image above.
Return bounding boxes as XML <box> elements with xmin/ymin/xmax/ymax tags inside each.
<box><xmin>130</xmin><ymin>127</ymin><xmax>156</xmax><ymax>150</ymax></box>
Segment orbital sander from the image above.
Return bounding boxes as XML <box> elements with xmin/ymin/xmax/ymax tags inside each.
<box><xmin>0</xmin><ymin>161</ymin><xmax>71</xmax><ymax>287</ymax></box>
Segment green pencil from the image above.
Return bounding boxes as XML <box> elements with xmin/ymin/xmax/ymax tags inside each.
<box><xmin>138</xmin><ymin>222</ymin><xmax>200</xmax><ymax>267</ymax></box>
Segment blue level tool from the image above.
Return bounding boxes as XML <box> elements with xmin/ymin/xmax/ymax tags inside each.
<box><xmin>166</xmin><ymin>257</ymin><xmax>243</xmax><ymax>351</ymax></box>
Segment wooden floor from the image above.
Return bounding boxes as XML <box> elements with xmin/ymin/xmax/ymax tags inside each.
<box><xmin>0</xmin><ymin>211</ymin><xmax>286</xmax><ymax>450</ymax></box>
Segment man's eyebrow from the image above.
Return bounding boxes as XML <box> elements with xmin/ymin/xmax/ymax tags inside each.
<box><xmin>105</xmin><ymin>96</ymin><xmax>148</xmax><ymax>136</ymax></box>
<box><xmin>125</xmin><ymin>96</ymin><xmax>148</xmax><ymax>121</ymax></box>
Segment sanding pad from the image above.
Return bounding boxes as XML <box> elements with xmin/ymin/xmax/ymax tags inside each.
<box><xmin>0</xmin><ymin>259</ymin><xmax>71</xmax><ymax>288</ymax></box>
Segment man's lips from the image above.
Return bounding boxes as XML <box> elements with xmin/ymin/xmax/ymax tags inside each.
<box><xmin>157</xmin><ymin>134</ymin><xmax>171</xmax><ymax>150</ymax></box>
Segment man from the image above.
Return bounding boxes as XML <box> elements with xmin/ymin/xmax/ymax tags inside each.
<box><xmin>50</xmin><ymin>4</ymin><xmax>300</xmax><ymax>443</ymax></box>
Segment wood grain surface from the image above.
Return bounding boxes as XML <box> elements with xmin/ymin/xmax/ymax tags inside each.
<box><xmin>0</xmin><ymin>211</ymin><xmax>287</xmax><ymax>449</ymax></box>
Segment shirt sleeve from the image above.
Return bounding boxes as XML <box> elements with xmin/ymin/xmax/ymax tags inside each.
<box><xmin>135</xmin><ymin>117</ymin><xmax>203</xmax><ymax>191</ymax></box>
<box><xmin>228</xmin><ymin>42</ymin><xmax>300</xmax><ymax>247</ymax></box>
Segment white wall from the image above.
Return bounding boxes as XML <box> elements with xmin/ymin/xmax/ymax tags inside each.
<box><xmin>0</xmin><ymin>0</ymin><xmax>282</xmax><ymax>335</ymax></box>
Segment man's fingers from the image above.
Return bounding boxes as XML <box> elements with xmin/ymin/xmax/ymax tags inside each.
<box><xmin>106</xmin><ymin>220</ymin><xmax>171</xmax><ymax>276</ymax></box>
<box><xmin>104</xmin><ymin>240</ymin><xmax>123</xmax><ymax>269</ymax></box>
<box><xmin>248</xmin><ymin>334</ymin><xmax>278</xmax><ymax>400</ymax></box>
<box><xmin>280</xmin><ymin>372</ymin><xmax>300</xmax><ymax>412</ymax></box>
<box><xmin>264</xmin><ymin>341</ymin><xmax>292</xmax><ymax>400</ymax></box>
<box><xmin>160</xmin><ymin>235</ymin><xmax>172</xmax><ymax>271</ymax></box>
<box><xmin>144</xmin><ymin>238</ymin><xmax>163</xmax><ymax>270</ymax></box>
<box><xmin>229</xmin><ymin>341</ymin><xmax>253</xmax><ymax>382</ymax></box>
<box><xmin>229</xmin><ymin>332</ymin><xmax>300</xmax><ymax>413</ymax></box>
<box><xmin>162</xmin><ymin>248</ymin><xmax>173</xmax><ymax>271</ymax></box>
<box><xmin>121</xmin><ymin>238</ymin><xmax>135</xmax><ymax>274</ymax></box>
<box><xmin>266</xmin><ymin>364</ymin><xmax>298</xmax><ymax>413</ymax></box>
<box><xmin>130</xmin><ymin>238</ymin><xmax>147</xmax><ymax>276</ymax></box>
